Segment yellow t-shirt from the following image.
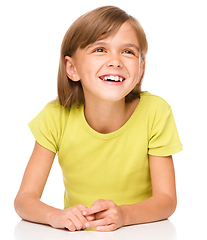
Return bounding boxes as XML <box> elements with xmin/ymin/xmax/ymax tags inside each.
<box><xmin>28</xmin><ymin>92</ymin><xmax>182</xmax><ymax>208</ymax></box>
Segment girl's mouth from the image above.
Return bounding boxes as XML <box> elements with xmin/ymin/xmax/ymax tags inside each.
<box><xmin>99</xmin><ymin>75</ymin><xmax>125</xmax><ymax>82</ymax></box>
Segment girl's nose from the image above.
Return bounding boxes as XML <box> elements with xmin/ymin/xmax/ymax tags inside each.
<box><xmin>106</xmin><ymin>54</ymin><xmax>123</xmax><ymax>68</ymax></box>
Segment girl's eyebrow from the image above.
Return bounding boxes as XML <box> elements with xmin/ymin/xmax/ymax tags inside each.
<box><xmin>87</xmin><ymin>41</ymin><xmax>140</xmax><ymax>52</ymax></box>
<box><xmin>123</xmin><ymin>44</ymin><xmax>140</xmax><ymax>52</ymax></box>
<box><xmin>86</xmin><ymin>41</ymin><xmax>107</xmax><ymax>49</ymax></box>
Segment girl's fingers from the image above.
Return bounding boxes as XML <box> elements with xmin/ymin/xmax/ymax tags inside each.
<box><xmin>86</xmin><ymin>214</ymin><xmax>95</xmax><ymax>221</ymax></box>
<box><xmin>84</xmin><ymin>200</ymin><xmax>122</xmax><ymax>232</ymax></box>
<box><xmin>65</xmin><ymin>206</ymin><xmax>89</xmax><ymax>231</ymax></box>
<box><xmin>71</xmin><ymin>212</ymin><xmax>88</xmax><ymax>230</ymax></box>
<box><xmin>96</xmin><ymin>224</ymin><xmax>117</xmax><ymax>232</ymax></box>
<box><xmin>85</xmin><ymin>219</ymin><xmax>117</xmax><ymax>232</ymax></box>
<box><xmin>85</xmin><ymin>217</ymin><xmax>112</xmax><ymax>229</ymax></box>
<box><xmin>83</xmin><ymin>200</ymin><xmax>109</xmax><ymax>216</ymax></box>
<box><xmin>66</xmin><ymin>220</ymin><xmax>76</xmax><ymax>232</ymax></box>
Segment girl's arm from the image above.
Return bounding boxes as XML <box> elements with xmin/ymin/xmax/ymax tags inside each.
<box><xmin>14</xmin><ymin>141</ymin><xmax>58</xmax><ymax>224</ymax></box>
<box><xmin>122</xmin><ymin>155</ymin><xmax>177</xmax><ymax>225</ymax></box>
<box><xmin>14</xmin><ymin>141</ymin><xmax>90</xmax><ymax>231</ymax></box>
<box><xmin>83</xmin><ymin>155</ymin><xmax>177</xmax><ymax>231</ymax></box>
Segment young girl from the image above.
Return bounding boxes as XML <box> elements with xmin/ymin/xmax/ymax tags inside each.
<box><xmin>14</xmin><ymin>6</ymin><xmax>182</xmax><ymax>232</ymax></box>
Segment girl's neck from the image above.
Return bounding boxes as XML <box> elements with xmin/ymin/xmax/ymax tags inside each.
<box><xmin>84</xmin><ymin>98</ymin><xmax>139</xmax><ymax>134</ymax></box>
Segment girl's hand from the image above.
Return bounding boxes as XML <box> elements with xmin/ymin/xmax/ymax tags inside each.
<box><xmin>49</xmin><ymin>204</ymin><xmax>95</xmax><ymax>231</ymax></box>
<box><xmin>83</xmin><ymin>199</ymin><xmax>124</xmax><ymax>232</ymax></box>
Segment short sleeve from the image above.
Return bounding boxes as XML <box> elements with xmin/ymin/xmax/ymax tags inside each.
<box><xmin>148</xmin><ymin>105</ymin><xmax>183</xmax><ymax>156</ymax></box>
<box><xmin>28</xmin><ymin>102</ymin><xmax>67</xmax><ymax>153</ymax></box>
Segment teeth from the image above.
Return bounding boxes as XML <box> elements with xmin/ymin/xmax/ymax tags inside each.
<box><xmin>102</xmin><ymin>76</ymin><xmax>123</xmax><ymax>82</ymax></box>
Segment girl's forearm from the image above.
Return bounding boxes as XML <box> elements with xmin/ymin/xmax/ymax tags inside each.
<box><xmin>121</xmin><ymin>194</ymin><xmax>176</xmax><ymax>226</ymax></box>
<box><xmin>14</xmin><ymin>193</ymin><xmax>176</xmax><ymax>228</ymax></box>
<box><xmin>14</xmin><ymin>192</ymin><xmax>60</xmax><ymax>225</ymax></box>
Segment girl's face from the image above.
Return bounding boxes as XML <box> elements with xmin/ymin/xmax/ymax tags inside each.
<box><xmin>66</xmin><ymin>21</ymin><xmax>144</xmax><ymax>104</ymax></box>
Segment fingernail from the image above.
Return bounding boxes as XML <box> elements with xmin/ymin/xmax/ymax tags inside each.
<box><xmin>83</xmin><ymin>211</ymin><xmax>87</xmax><ymax>215</ymax></box>
<box><xmin>85</xmin><ymin>223</ymin><xmax>90</xmax><ymax>228</ymax></box>
<box><xmin>97</xmin><ymin>226</ymin><xmax>102</xmax><ymax>231</ymax></box>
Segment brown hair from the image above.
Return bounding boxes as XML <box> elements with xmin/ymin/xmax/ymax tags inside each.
<box><xmin>57</xmin><ymin>6</ymin><xmax>148</xmax><ymax>108</ymax></box>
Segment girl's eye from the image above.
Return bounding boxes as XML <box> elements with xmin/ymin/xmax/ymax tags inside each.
<box><xmin>93</xmin><ymin>48</ymin><xmax>106</xmax><ymax>53</ymax></box>
<box><xmin>123</xmin><ymin>50</ymin><xmax>135</xmax><ymax>55</ymax></box>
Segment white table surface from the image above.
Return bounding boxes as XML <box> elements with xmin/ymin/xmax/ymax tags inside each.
<box><xmin>13</xmin><ymin>219</ymin><xmax>176</xmax><ymax>240</ymax></box>
<box><xmin>2</xmin><ymin>213</ymin><xmax>206</xmax><ymax>240</ymax></box>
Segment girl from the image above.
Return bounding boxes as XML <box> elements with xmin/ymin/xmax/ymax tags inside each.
<box><xmin>14</xmin><ymin>6</ymin><xmax>182</xmax><ymax>232</ymax></box>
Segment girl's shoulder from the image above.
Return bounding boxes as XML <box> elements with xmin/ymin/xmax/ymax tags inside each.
<box><xmin>41</xmin><ymin>100</ymin><xmax>71</xmax><ymax>120</ymax></box>
<box><xmin>140</xmin><ymin>92</ymin><xmax>170</xmax><ymax>106</ymax></box>
<box><xmin>44</xmin><ymin>99</ymin><xmax>68</xmax><ymax>112</ymax></box>
<box><xmin>28</xmin><ymin>100</ymin><xmax>73</xmax><ymax>153</ymax></box>
<box><xmin>139</xmin><ymin>92</ymin><xmax>171</xmax><ymax>111</ymax></box>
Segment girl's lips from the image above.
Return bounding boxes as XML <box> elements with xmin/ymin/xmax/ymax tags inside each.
<box><xmin>99</xmin><ymin>75</ymin><xmax>126</xmax><ymax>82</ymax></box>
<box><xmin>99</xmin><ymin>75</ymin><xmax>126</xmax><ymax>85</ymax></box>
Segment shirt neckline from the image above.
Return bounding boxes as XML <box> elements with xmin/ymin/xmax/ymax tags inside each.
<box><xmin>79</xmin><ymin>92</ymin><xmax>146</xmax><ymax>139</ymax></box>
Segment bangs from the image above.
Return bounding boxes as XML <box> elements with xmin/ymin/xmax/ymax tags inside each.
<box><xmin>79</xmin><ymin>6</ymin><xmax>129</xmax><ymax>49</ymax></box>
<box><xmin>64</xmin><ymin>6</ymin><xmax>129</xmax><ymax>57</ymax></box>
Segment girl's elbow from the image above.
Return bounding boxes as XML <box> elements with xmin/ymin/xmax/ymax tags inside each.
<box><xmin>14</xmin><ymin>194</ymin><xmax>22</xmax><ymax>217</ymax></box>
<box><xmin>166</xmin><ymin>195</ymin><xmax>177</xmax><ymax>219</ymax></box>
<box><xmin>14</xmin><ymin>192</ymin><xmax>27</xmax><ymax>218</ymax></box>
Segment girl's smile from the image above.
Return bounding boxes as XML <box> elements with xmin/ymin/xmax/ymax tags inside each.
<box><xmin>99</xmin><ymin>75</ymin><xmax>125</xmax><ymax>83</ymax></box>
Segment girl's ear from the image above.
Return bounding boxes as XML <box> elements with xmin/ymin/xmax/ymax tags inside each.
<box><xmin>64</xmin><ymin>56</ymin><xmax>80</xmax><ymax>82</ymax></box>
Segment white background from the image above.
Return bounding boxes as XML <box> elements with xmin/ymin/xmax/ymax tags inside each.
<box><xmin>0</xmin><ymin>0</ymin><xmax>206</xmax><ymax>239</ymax></box>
